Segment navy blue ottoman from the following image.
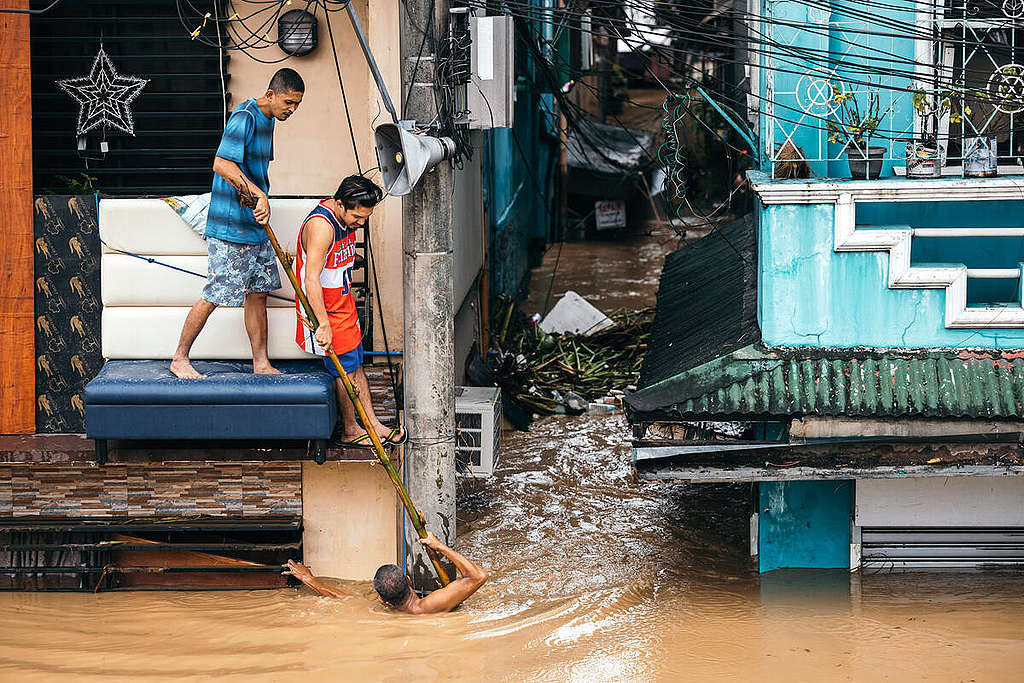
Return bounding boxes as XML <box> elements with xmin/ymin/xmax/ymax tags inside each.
<box><xmin>85</xmin><ymin>360</ymin><xmax>338</xmax><ymax>463</ymax></box>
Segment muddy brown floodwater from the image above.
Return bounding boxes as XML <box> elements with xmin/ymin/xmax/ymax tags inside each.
<box><xmin>4</xmin><ymin>228</ymin><xmax>1024</xmax><ymax>681</ymax></box>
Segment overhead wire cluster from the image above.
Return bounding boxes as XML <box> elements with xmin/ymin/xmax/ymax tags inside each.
<box><xmin>175</xmin><ymin>0</ymin><xmax>357</xmax><ymax>64</ymax></box>
<box><xmin>481</xmin><ymin>0</ymin><xmax>1024</xmax><ymax>140</ymax></box>
<box><xmin>167</xmin><ymin>0</ymin><xmax>1024</xmax><ymax>240</ymax></box>
<box><xmin>456</xmin><ymin>2</ymin><xmax>1024</xmax><ymax>226</ymax></box>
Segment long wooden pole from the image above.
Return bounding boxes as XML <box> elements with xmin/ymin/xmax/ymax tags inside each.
<box><xmin>260</xmin><ymin>222</ymin><xmax>451</xmax><ymax>588</ymax></box>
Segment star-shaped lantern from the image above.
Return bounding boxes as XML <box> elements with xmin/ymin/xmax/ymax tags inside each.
<box><xmin>57</xmin><ymin>47</ymin><xmax>149</xmax><ymax>137</ymax></box>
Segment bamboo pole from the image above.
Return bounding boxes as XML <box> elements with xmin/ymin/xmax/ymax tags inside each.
<box><xmin>260</xmin><ymin>221</ymin><xmax>451</xmax><ymax>588</ymax></box>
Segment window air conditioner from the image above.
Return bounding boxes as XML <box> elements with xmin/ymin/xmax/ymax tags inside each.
<box><xmin>455</xmin><ymin>386</ymin><xmax>501</xmax><ymax>477</ymax></box>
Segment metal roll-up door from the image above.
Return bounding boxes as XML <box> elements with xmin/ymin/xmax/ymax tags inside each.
<box><xmin>862</xmin><ymin>527</ymin><xmax>1024</xmax><ymax>571</ymax></box>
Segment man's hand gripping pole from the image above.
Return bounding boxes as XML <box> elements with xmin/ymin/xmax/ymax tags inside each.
<box><xmin>260</xmin><ymin>221</ymin><xmax>451</xmax><ymax>588</ymax></box>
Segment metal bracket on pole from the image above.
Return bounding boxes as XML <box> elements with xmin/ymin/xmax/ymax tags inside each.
<box><xmin>345</xmin><ymin>1</ymin><xmax>400</xmax><ymax>124</ymax></box>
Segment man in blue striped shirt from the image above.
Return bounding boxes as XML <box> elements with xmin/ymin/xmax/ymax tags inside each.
<box><xmin>170</xmin><ymin>69</ymin><xmax>305</xmax><ymax>379</ymax></box>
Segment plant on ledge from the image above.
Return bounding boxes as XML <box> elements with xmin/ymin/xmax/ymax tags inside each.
<box><xmin>826</xmin><ymin>87</ymin><xmax>884</xmax><ymax>179</ymax></box>
<box><xmin>907</xmin><ymin>84</ymin><xmax>968</xmax><ymax>178</ymax></box>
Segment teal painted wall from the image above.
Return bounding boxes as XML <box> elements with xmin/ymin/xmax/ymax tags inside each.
<box><xmin>857</xmin><ymin>200</ymin><xmax>1024</xmax><ymax>229</ymax></box>
<box><xmin>861</xmin><ymin>200</ymin><xmax>1024</xmax><ymax>301</ymax></box>
<box><xmin>758</xmin><ymin>202</ymin><xmax>1024</xmax><ymax>348</ymax></box>
<box><xmin>755</xmin><ymin>0</ymin><xmax>1024</xmax><ymax>343</ymax></box>
<box><xmin>482</xmin><ymin>5</ymin><xmax>558</xmax><ymax>300</ymax></box>
<box><xmin>758</xmin><ymin>481</ymin><xmax>853</xmax><ymax>572</ymax></box>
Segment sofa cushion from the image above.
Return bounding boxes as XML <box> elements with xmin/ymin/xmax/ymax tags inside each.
<box><xmin>100</xmin><ymin>254</ymin><xmax>297</xmax><ymax>307</ymax></box>
<box><xmin>100</xmin><ymin>308</ymin><xmax>314</xmax><ymax>360</ymax></box>
<box><xmin>85</xmin><ymin>359</ymin><xmax>335</xmax><ymax>405</ymax></box>
<box><xmin>99</xmin><ymin>197</ymin><xmax>322</xmax><ymax>360</ymax></box>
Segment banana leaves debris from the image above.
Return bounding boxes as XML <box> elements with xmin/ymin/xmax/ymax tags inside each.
<box><xmin>488</xmin><ymin>296</ymin><xmax>653</xmax><ymax>417</ymax></box>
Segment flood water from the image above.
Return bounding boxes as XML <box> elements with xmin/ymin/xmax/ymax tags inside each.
<box><xmin>4</xmin><ymin>227</ymin><xmax>1024</xmax><ymax>680</ymax></box>
<box><xmin>4</xmin><ymin>414</ymin><xmax>1024</xmax><ymax>680</ymax></box>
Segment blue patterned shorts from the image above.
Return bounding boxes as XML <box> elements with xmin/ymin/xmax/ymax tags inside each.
<box><xmin>201</xmin><ymin>237</ymin><xmax>282</xmax><ymax>307</ymax></box>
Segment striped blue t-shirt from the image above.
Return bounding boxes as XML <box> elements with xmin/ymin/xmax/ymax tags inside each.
<box><xmin>206</xmin><ymin>98</ymin><xmax>275</xmax><ymax>244</ymax></box>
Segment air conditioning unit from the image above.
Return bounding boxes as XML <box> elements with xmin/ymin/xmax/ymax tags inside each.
<box><xmin>455</xmin><ymin>386</ymin><xmax>501</xmax><ymax>477</ymax></box>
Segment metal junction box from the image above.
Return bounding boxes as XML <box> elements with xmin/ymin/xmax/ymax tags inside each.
<box><xmin>467</xmin><ymin>14</ymin><xmax>515</xmax><ymax>129</ymax></box>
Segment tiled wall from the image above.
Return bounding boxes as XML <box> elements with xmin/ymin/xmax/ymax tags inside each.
<box><xmin>0</xmin><ymin>462</ymin><xmax>301</xmax><ymax>517</ymax></box>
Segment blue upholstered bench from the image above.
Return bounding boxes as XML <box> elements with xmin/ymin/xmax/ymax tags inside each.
<box><xmin>84</xmin><ymin>360</ymin><xmax>338</xmax><ymax>464</ymax></box>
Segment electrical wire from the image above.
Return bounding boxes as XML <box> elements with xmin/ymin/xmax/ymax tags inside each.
<box><xmin>214</xmin><ymin>0</ymin><xmax>228</xmax><ymax>127</ymax></box>
<box><xmin>163</xmin><ymin>0</ymin><xmax>1024</xmax><ymax>348</ymax></box>
<box><xmin>0</xmin><ymin>0</ymin><xmax>63</xmax><ymax>14</ymax></box>
<box><xmin>324</xmin><ymin>6</ymin><xmax>362</xmax><ymax>172</ymax></box>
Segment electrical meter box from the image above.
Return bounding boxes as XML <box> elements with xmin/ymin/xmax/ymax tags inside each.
<box><xmin>467</xmin><ymin>14</ymin><xmax>515</xmax><ymax>129</ymax></box>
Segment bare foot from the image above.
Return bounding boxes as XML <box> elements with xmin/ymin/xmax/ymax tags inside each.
<box><xmin>253</xmin><ymin>362</ymin><xmax>282</xmax><ymax>375</ymax></box>
<box><xmin>170</xmin><ymin>358</ymin><xmax>205</xmax><ymax>379</ymax></box>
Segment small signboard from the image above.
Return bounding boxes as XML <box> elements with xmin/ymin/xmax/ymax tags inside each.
<box><xmin>594</xmin><ymin>200</ymin><xmax>626</xmax><ymax>230</ymax></box>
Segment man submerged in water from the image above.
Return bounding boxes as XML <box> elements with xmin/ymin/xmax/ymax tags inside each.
<box><xmin>284</xmin><ymin>531</ymin><xmax>488</xmax><ymax>614</ymax></box>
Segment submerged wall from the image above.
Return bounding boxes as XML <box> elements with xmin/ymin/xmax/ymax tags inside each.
<box><xmin>758</xmin><ymin>481</ymin><xmax>853</xmax><ymax>572</ymax></box>
<box><xmin>302</xmin><ymin>461</ymin><xmax>398</xmax><ymax>580</ymax></box>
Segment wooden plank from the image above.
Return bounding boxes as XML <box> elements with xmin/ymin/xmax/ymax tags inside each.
<box><xmin>0</xmin><ymin>2</ymin><xmax>35</xmax><ymax>434</ymax></box>
<box><xmin>634</xmin><ymin>440</ymin><xmax>1024</xmax><ymax>482</ymax></box>
<box><xmin>110</xmin><ymin>535</ymin><xmax>287</xmax><ymax>590</ymax></box>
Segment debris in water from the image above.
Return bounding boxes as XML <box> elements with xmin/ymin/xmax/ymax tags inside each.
<box><xmin>489</xmin><ymin>295</ymin><xmax>652</xmax><ymax>418</ymax></box>
<box><xmin>539</xmin><ymin>290</ymin><xmax>615</xmax><ymax>336</ymax></box>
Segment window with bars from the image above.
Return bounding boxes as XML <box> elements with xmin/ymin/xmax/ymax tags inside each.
<box><xmin>916</xmin><ymin>0</ymin><xmax>1024</xmax><ymax>164</ymax></box>
<box><xmin>31</xmin><ymin>0</ymin><xmax>229</xmax><ymax>195</ymax></box>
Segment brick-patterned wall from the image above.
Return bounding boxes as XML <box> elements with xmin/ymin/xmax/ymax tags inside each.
<box><xmin>0</xmin><ymin>462</ymin><xmax>300</xmax><ymax>517</ymax></box>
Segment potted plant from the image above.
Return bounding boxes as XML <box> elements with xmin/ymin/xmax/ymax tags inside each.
<box><xmin>907</xmin><ymin>86</ymin><xmax>968</xmax><ymax>178</ymax></box>
<box><xmin>827</xmin><ymin>87</ymin><xmax>885</xmax><ymax>179</ymax></box>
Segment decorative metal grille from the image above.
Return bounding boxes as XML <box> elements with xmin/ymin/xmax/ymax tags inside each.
<box><xmin>933</xmin><ymin>0</ymin><xmax>1024</xmax><ymax>164</ymax></box>
<box><xmin>758</xmin><ymin>0</ymin><xmax>1024</xmax><ymax>177</ymax></box>
<box><xmin>762</xmin><ymin>0</ymin><xmax>914</xmax><ymax>178</ymax></box>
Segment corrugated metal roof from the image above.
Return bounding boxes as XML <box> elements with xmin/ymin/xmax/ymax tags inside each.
<box><xmin>639</xmin><ymin>215</ymin><xmax>759</xmax><ymax>388</ymax></box>
<box><xmin>629</xmin><ymin>212</ymin><xmax>1024</xmax><ymax>423</ymax></box>
<box><xmin>628</xmin><ymin>345</ymin><xmax>1024</xmax><ymax>420</ymax></box>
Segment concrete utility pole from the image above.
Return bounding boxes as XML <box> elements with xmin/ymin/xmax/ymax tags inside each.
<box><xmin>399</xmin><ymin>0</ymin><xmax>457</xmax><ymax>591</ymax></box>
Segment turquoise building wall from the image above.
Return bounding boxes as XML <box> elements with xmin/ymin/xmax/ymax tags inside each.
<box><xmin>758</xmin><ymin>202</ymin><xmax>1024</xmax><ymax>348</ymax></box>
<box><xmin>482</xmin><ymin>4</ymin><xmax>558</xmax><ymax>300</ymax></box>
<box><xmin>747</xmin><ymin>0</ymin><xmax>1024</xmax><ymax>575</ymax></box>
<box><xmin>756</xmin><ymin>0</ymin><xmax>1024</xmax><ymax>348</ymax></box>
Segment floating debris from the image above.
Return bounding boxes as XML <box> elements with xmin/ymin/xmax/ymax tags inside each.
<box><xmin>489</xmin><ymin>296</ymin><xmax>653</xmax><ymax>417</ymax></box>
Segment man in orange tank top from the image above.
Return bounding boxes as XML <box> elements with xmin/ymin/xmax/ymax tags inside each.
<box><xmin>296</xmin><ymin>176</ymin><xmax>404</xmax><ymax>447</ymax></box>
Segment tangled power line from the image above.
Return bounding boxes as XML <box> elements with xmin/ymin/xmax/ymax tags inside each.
<box><xmin>165</xmin><ymin>0</ymin><xmax>1024</xmax><ymax>238</ymax></box>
